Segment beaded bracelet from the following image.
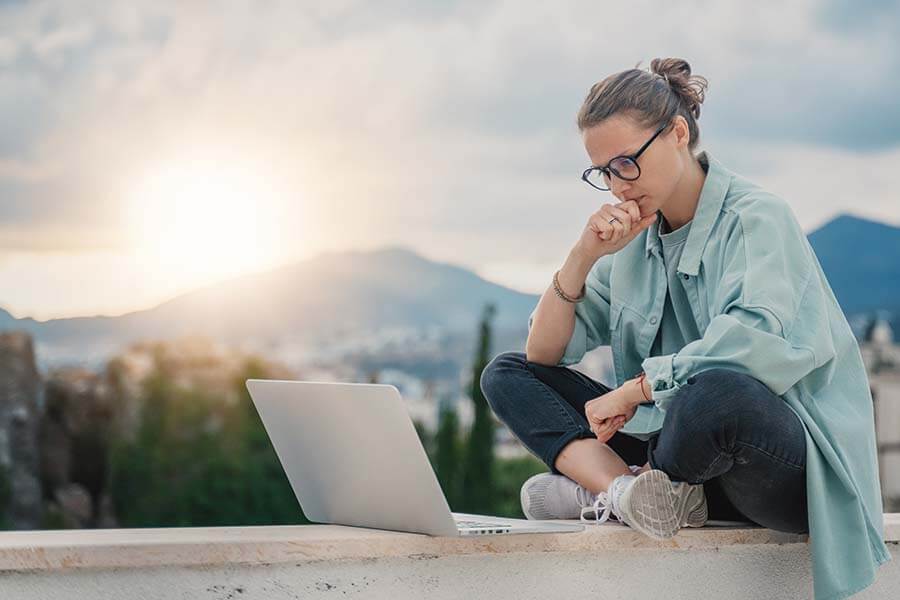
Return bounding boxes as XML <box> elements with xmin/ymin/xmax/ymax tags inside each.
<box><xmin>552</xmin><ymin>269</ymin><xmax>586</xmax><ymax>303</ymax></box>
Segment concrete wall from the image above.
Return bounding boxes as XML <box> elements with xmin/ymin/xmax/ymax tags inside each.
<box><xmin>0</xmin><ymin>516</ymin><xmax>897</xmax><ymax>599</ymax></box>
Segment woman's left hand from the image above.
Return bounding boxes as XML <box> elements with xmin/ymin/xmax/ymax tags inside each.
<box><xmin>585</xmin><ymin>386</ymin><xmax>638</xmax><ymax>442</ymax></box>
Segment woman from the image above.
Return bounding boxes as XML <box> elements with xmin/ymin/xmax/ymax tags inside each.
<box><xmin>480</xmin><ymin>58</ymin><xmax>891</xmax><ymax>600</ymax></box>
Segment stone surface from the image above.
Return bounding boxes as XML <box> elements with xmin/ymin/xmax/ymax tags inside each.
<box><xmin>0</xmin><ymin>516</ymin><xmax>897</xmax><ymax>599</ymax></box>
<box><xmin>0</xmin><ymin>514</ymin><xmax>896</xmax><ymax>572</ymax></box>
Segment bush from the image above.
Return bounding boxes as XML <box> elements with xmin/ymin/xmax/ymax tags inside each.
<box><xmin>107</xmin><ymin>357</ymin><xmax>305</xmax><ymax>527</ymax></box>
<box><xmin>490</xmin><ymin>454</ymin><xmax>548</xmax><ymax>519</ymax></box>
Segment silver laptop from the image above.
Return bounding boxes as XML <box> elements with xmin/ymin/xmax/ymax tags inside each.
<box><xmin>245</xmin><ymin>378</ymin><xmax>584</xmax><ymax>536</ymax></box>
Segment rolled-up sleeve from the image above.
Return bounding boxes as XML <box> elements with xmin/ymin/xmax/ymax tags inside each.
<box><xmin>641</xmin><ymin>202</ymin><xmax>837</xmax><ymax>411</ymax></box>
<box><xmin>528</xmin><ymin>254</ymin><xmax>614</xmax><ymax>366</ymax></box>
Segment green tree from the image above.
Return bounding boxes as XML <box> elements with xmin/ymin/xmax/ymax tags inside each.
<box><xmin>433</xmin><ymin>395</ymin><xmax>461</xmax><ymax>509</ymax></box>
<box><xmin>491</xmin><ymin>454</ymin><xmax>548</xmax><ymax>518</ymax></box>
<box><xmin>411</xmin><ymin>418</ymin><xmax>432</xmax><ymax>460</ymax></box>
<box><xmin>459</xmin><ymin>303</ymin><xmax>497</xmax><ymax>513</ymax></box>
<box><xmin>107</xmin><ymin>354</ymin><xmax>305</xmax><ymax>527</ymax></box>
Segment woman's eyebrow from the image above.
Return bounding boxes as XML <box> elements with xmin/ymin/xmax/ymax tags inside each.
<box><xmin>596</xmin><ymin>145</ymin><xmax>636</xmax><ymax>167</ymax></box>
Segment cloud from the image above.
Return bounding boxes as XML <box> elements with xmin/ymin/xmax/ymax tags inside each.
<box><xmin>0</xmin><ymin>0</ymin><xmax>899</xmax><ymax>317</ymax></box>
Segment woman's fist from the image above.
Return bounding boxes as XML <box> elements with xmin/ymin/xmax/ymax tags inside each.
<box><xmin>576</xmin><ymin>199</ymin><xmax>657</xmax><ymax>261</ymax></box>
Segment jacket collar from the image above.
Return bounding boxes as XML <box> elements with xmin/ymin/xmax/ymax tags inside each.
<box><xmin>644</xmin><ymin>149</ymin><xmax>732</xmax><ymax>276</ymax></box>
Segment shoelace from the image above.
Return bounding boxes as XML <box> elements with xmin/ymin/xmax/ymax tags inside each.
<box><xmin>580</xmin><ymin>490</ymin><xmax>614</xmax><ymax>524</ymax></box>
<box><xmin>579</xmin><ymin>472</ymin><xmax>637</xmax><ymax>525</ymax></box>
<box><xmin>575</xmin><ymin>467</ymin><xmax>642</xmax><ymax>524</ymax></box>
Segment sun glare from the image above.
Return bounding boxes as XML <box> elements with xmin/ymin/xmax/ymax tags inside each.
<box><xmin>127</xmin><ymin>161</ymin><xmax>289</xmax><ymax>284</ymax></box>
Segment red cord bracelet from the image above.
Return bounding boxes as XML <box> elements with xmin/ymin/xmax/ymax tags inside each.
<box><xmin>636</xmin><ymin>372</ymin><xmax>651</xmax><ymax>402</ymax></box>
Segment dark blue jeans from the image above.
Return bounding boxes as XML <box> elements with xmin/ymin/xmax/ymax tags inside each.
<box><xmin>480</xmin><ymin>351</ymin><xmax>809</xmax><ymax>534</ymax></box>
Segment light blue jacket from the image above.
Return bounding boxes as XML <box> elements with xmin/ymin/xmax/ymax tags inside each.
<box><xmin>537</xmin><ymin>150</ymin><xmax>892</xmax><ymax>600</ymax></box>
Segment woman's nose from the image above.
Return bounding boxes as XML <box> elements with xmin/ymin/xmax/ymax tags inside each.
<box><xmin>610</xmin><ymin>180</ymin><xmax>633</xmax><ymax>198</ymax></box>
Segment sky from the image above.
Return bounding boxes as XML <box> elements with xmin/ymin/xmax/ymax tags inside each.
<box><xmin>1</xmin><ymin>0</ymin><xmax>899</xmax><ymax>321</ymax></box>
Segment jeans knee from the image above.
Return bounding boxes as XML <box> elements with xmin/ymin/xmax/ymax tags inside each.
<box><xmin>666</xmin><ymin>368</ymin><xmax>767</xmax><ymax>433</ymax></box>
<box><xmin>694</xmin><ymin>368</ymin><xmax>757</xmax><ymax>389</ymax></box>
<box><xmin>480</xmin><ymin>351</ymin><xmax>527</xmax><ymax>413</ymax></box>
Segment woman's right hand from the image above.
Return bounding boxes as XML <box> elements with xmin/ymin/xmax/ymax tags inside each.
<box><xmin>575</xmin><ymin>199</ymin><xmax>658</xmax><ymax>261</ymax></box>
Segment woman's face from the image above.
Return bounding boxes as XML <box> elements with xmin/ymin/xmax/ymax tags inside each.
<box><xmin>581</xmin><ymin>113</ymin><xmax>690</xmax><ymax>218</ymax></box>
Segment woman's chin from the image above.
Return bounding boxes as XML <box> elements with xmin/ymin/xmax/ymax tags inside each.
<box><xmin>636</xmin><ymin>196</ymin><xmax>652</xmax><ymax>216</ymax></box>
<box><xmin>639</xmin><ymin>205</ymin><xmax>656</xmax><ymax>219</ymax></box>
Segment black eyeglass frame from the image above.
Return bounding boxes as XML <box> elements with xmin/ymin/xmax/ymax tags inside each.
<box><xmin>581</xmin><ymin>120</ymin><xmax>672</xmax><ymax>192</ymax></box>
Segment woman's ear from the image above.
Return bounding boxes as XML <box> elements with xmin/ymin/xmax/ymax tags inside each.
<box><xmin>671</xmin><ymin>115</ymin><xmax>691</xmax><ymax>149</ymax></box>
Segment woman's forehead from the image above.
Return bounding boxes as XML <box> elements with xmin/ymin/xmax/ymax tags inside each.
<box><xmin>583</xmin><ymin>117</ymin><xmax>646</xmax><ymax>164</ymax></box>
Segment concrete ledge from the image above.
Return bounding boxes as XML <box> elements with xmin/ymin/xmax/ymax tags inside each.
<box><xmin>0</xmin><ymin>514</ymin><xmax>896</xmax><ymax>572</ymax></box>
<box><xmin>0</xmin><ymin>516</ymin><xmax>897</xmax><ymax>599</ymax></box>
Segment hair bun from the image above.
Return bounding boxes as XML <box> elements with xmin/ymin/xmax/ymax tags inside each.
<box><xmin>649</xmin><ymin>57</ymin><xmax>708</xmax><ymax>119</ymax></box>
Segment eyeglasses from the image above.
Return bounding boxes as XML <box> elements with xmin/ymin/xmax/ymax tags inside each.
<box><xmin>581</xmin><ymin>121</ymin><xmax>671</xmax><ymax>192</ymax></box>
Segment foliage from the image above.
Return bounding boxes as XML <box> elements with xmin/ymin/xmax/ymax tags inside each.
<box><xmin>107</xmin><ymin>355</ymin><xmax>304</xmax><ymax>527</ymax></box>
<box><xmin>433</xmin><ymin>399</ymin><xmax>462</xmax><ymax>508</ymax></box>
<box><xmin>490</xmin><ymin>454</ymin><xmax>548</xmax><ymax>518</ymax></box>
<box><xmin>458</xmin><ymin>303</ymin><xmax>497</xmax><ymax>513</ymax></box>
<box><xmin>105</xmin><ymin>301</ymin><xmax>541</xmax><ymax>527</ymax></box>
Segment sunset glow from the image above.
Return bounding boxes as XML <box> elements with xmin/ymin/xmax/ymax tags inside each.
<box><xmin>126</xmin><ymin>160</ymin><xmax>290</xmax><ymax>283</ymax></box>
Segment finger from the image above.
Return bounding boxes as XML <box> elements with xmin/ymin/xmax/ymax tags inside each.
<box><xmin>590</xmin><ymin>213</ymin><xmax>615</xmax><ymax>242</ymax></box>
<box><xmin>609</xmin><ymin>219</ymin><xmax>625</xmax><ymax>243</ymax></box>
<box><xmin>596</xmin><ymin>211</ymin><xmax>625</xmax><ymax>243</ymax></box>
<box><xmin>628</xmin><ymin>212</ymin><xmax>657</xmax><ymax>237</ymax></box>
<box><xmin>599</xmin><ymin>421</ymin><xmax>617</xmax><ymax>443</ymax></box>
<box><xmin>607</xmin><ymin>205</ymin><xmax>633</xmax><ymax>235</ymax></box>
<box><xmin>602</xmin><ymin>415</ymin><xmax>623</xmax><ymax>433</ymax></box>
<box><xmin>591</xmin><ymin>416</ymin><xmax>608</xmax><ymax>437</ymax></box>
<box><xmin>619</xmin><ymin>200</ymin><xmax>641</xmax><ymax>224</ymax></box>
<box><xmin>597</xmin><ymin>417</ymin><xmax>617</xmax><ymax>439</ymax></box>
<box><xmin>600</xmin><ymin>206</ymin><xmax>627</xmax><ymax>241</ymax></box>
<box><xmin>596</xmin><ymin>204</ymin><xmax>626</xmax><ymax>241</ymax></box>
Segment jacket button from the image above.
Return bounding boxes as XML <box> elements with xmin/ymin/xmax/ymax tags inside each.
<box><xmin>650</xmin><ymin>316</ymin><xmax>658</xmax><ymax>324</ymax></box>
<box><xmin>683</xmin><ymin>273</ymin><xmax>690</xmax><ymax>280</ymax></box>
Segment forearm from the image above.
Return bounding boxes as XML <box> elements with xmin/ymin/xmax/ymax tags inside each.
<box><xmin>525</xmin><ymin>246</ymin><xmax>598</xmax><ymax>364</ymax></box>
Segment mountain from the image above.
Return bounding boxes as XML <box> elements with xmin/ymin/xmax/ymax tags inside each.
<box><xmin>0</xmin><ymin>245</ymin><xmax>541</xmax><ymax>369</ymax></box>
<box><xmin>3</xmin><ymin>213</ymin><xmax>898</xmax><ymax>372</ymax></box>
<box><xmin>807</xmin><ymin>213</ymin><xmax>900</xmax><ymax>320</ymax></box>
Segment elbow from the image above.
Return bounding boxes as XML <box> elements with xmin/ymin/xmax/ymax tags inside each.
<box><xmin>525</xmin><ymin>339</ymin><xmax>562</xmax><ymax>367</ymax></box>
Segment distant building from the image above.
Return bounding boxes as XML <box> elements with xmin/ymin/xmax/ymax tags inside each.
<box><xmin>860</xmin><ymin>313</ymin><xmax>900</xmax><ymax>511</ymax></box>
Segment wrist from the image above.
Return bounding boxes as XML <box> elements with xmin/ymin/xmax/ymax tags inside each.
<box><xmin>570</xmin><ymin>242</ymin><xmax>602</xmax><ymax>268</ymax></box>
<box><xmin>623</xmin><ymin>377</ymin><xmax>642</xmax><ymax>409</ymax></box>
<box><xmin>559</xmin><ymin>249</ymin><xmax>594</xmax><ymax>295</ymax></box>
<box><xmin>629</xmin><ymin>372</ymin><xmax>652</xmax><ymax>408</ymax></box>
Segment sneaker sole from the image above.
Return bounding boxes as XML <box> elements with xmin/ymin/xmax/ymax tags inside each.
<box><xmin>618</xmin><ymin>469</ymin><xmax>707</xmax><ymax>540</ymax></box>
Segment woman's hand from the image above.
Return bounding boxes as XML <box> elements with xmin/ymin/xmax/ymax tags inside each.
<box><xmin>585</xmin><ymin>386</ymin><xmax>638</xmax><ymax>444</ymax></box>
<box><xmin>575</xmin><ymin>199</ymin><xmax>658</xmax><ymax>262</ymax></box>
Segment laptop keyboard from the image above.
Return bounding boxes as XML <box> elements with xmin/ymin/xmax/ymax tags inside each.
<box><xmin>455</xmin><ymin>518</ymin><xmax>509</xmax><ymax>529</ymax></box>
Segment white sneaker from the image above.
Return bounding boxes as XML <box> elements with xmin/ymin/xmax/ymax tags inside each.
<box><xmin>520</xmin><ymin>472</ymin><xmax>599</xmax><ymax>520</ymax></box>
<box><xmin>608</xmin><ymin>469</ymin><xmax>708</xmax><ymax>540</ymax></box>
<box><xmin>579</xmin><ymin>473</ymin><xmax>635</xmax><ymax>525</ymax></box>
<box><xmin>520</xmin><ymin>467</ymin><xmax>645</xmax><ymax>521</ymax></box>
